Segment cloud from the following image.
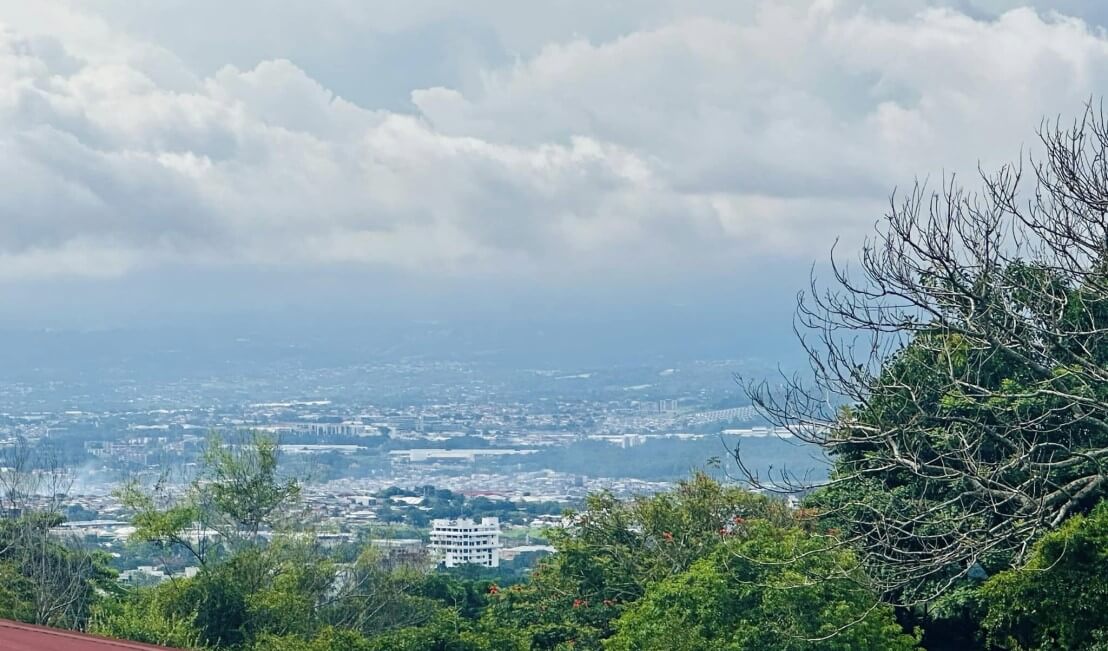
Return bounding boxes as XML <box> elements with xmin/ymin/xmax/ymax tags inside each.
<box><xmin>0</xmin><ymin>2</ymin><xmax>1106</xmax><ymax>283</ymax></box>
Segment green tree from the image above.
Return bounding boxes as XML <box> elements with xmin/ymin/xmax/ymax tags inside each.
<box><xmin>606</xmin><ymin>521</ymin><xmax>919</xmax><ymax>651</ymax></box>
<box><xmin>97</xmin><ymin>432</ymin><xmax>441</xmax><ymax>650</ymax></box>
<box><xmin>481</xmin><ymin>474</ymin><xmax>890</xmax><ymax>650</ymax></box>
<box><xmin>0</xmin><ymin>513</ymin><xmax>119</xmax><ymax>628</ymax></box>
<box><xmin>743</xmin><ymin>106</ymin><xmax>1108</xmax><ymax>616</ymax></box>
<box><xmin>252</xmin><ymin>611</ymin><xmax>516</xmax><ymax>651</ymax></box>
<box><xmin>250</xmin><ymin>627</ymin><xmax>373</xmax><ymax>651</ymax></box>
<box><xmin>118</xmin><ymin>431</ymin><xmax>301</xmax><ymax>566</ymax></box>
<box><xmin>414</xmin><ymin>573</ymin><xmax>496</xmax><ymax>620</ymax></box>
<box><xmin>980</xmin><ymin>500</ymin><xmax>1108</xmax><ymax>650</ymax></box>
<box><xmin>89</xmin><ymin>580</ymin><xmax>201</xmax><ymax>649</ymax></box>
<box><xmin>361</xmin><ymin>610</ymin><xmax>513</xmax><ymax>651</ymax></box>
<box><xmin>0</xmin><ymin>441</ymin><xmax>119</xmax><ymax>629</ymax></box>
<box><xmin>0</xmin><ymin>561</ymin><xmax>36</xmax><ymax>622</ymax></box>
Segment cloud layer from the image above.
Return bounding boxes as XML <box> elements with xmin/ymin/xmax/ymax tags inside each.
<box><xmin>1</xmin><ymin>1</ymin><xmax>1108</xmax><ymax>283</ymax></box>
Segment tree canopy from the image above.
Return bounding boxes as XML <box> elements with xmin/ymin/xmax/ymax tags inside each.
<box><xmin>746</xmin><ymin>104</ymin><xmax>1108</xmax><ymax>605</ymax></box>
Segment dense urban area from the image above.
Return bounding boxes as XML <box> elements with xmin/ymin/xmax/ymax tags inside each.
<box><xmin>1</xmin><ymin>352</ymin><xmax>819</xmax><ymax>583</ymax></box>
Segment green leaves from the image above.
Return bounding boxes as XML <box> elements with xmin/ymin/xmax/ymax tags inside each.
<box><xmin>204</xmin><ymin>433</ymin><xmax>301</xmax><ymax>543</ymax></box>
<box><xmin>117</xmin><ymin>431</ymin><xmax>304</xmax><ymax>565</ymax></box>
<box><xmin>129</xmin><ymin>504</ymin><xmax>202</xmax><ymax>546</ymax></box>
<box><xmin>0</xmin><ymin>513</ymin><xmax>118</xmax><ymax>629</ymax></box>
<box><xmin>980</xmin><ymin>501</ymin><xmax>1108</xmax><ymax>650</ymax></box>
<box><xmin>476</xmin><ymin>475</ymin><xmax>913</xmax><ymax>650</ymax></box>
<box><xmin>0</xmin><ymin>561</ymin><xmax>36</xmax><ymax>623</ymax></box>
<box><xmin>90</xmin><ymin>580</ymin><xmax>202</xmax><ymax>649</ymax></box>
<box><xmin>605</xmin><ymin>523</ymin><xmax>920</xmax><ymax>651</ymax></box>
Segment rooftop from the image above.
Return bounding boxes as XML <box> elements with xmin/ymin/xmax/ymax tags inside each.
<box><xmin>0</xmin><ymin>619</ymin><xmax>180</xmax><ymax>651</ymax></box>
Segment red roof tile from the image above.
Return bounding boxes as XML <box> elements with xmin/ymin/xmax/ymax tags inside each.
<box><xmin>0</xmin><ymin>619</ymin><xmax>183</xmax><ymax>651</ymax></box>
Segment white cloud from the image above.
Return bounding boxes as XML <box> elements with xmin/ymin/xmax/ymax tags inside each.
<box><xmin>0</xmin><ymin>2</ymin><xmax>1105</xmax><ymax>283</ymax></box>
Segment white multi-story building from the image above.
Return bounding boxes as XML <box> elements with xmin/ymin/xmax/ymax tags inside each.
<box><xmin>428</xmin><ymin>517</ymin><xmax>501</xmax><ymax>567</ymax></box>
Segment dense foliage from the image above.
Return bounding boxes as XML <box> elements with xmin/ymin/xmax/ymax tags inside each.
<box><xmin>607</xmin><ymin>526</ymin><xmax>917</xmax><ymax>651</ymax></box>
<box><xmin>0</xmin><ymin>451</ymin><xmax>919</xmax><ymax>650</ymax></box>
<box><xmin>721</xmin><ymin>106</ymin><xmax>1108</xmax><ymax>649</ymax></box>
<box><xmin>979</xmin><ymin>501</ymin><xmax>1108</xmax><ymax>650</ymax></box>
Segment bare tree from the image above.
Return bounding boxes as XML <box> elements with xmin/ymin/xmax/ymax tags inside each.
<box><xmin>742</xmin><ymin>101</ymin><xmax>1108</xmax><ymax>604</ymax></box>
<box><xmin>0</xmin><ymin>438</ymin><xmax>110</xmax><ymax>627</ymax></box>
<box><xmin>323</xmin><ymin>544</ymin><xmax>437</xmax><ymax>636</ymax></box>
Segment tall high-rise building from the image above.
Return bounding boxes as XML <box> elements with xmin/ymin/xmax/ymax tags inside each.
<box><xmin>428</xmin><ymin>517</ymin><xmax>501</xmax><ymax>568</ymax></box>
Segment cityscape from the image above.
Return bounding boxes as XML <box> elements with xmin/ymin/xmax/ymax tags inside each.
<box><xmin>1</xmin><ymin>348</ymin><xmax>821</xmax><ymax>585</ymax></box>
<box><xmin>3</xmin><ymin>1</ymin><xmax>1105</xmax><ymax>648</ymax></box>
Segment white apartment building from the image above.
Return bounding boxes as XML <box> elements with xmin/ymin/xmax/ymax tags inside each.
<box><xmin>428</xmin><ymin>517</ymin><xmax>501</xmax><ymax>568</ymax></box>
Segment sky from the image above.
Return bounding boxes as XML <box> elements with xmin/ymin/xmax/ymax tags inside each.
<box><xmin>0</xmin><ymin>1</ymin><xmax>1107</xmax><ymax>351</ymax></box>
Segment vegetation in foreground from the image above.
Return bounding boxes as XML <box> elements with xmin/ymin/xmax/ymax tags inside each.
<box><xmin>0</xmin><ymin>439</ymin><xmax>919</xmax><ymax>650</ymax></box>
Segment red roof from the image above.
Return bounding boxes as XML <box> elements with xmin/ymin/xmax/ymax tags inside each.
<box><xmin>0</xmin><ymin>619</ymin><xmax>183</xmax><ymax>651</ymax></box>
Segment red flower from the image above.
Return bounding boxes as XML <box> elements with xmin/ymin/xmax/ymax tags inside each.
<box><xmin>733</xmin><ymin>516</ymin><xmax>746</xmax><ymax>525</ymax></box>
<box><xmin>661</xmin><ymin>531</ymin><xmax>674</xmax><ymax>542</ymax></box>
<box><xmin>572</xmin><ymin>598</ymin><xmax>586</xmax><ymax>608</ymax></box>
<box><xmin>488</xmin><ymin>584</ymin><xmax>499</xmax><ymax>595</ymax></box>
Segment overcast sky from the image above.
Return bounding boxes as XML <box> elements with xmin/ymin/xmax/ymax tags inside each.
<box><xmin>1</xmin><ymin>1</ymin><xmax>1107</xmax><ymax>332</ymax></box>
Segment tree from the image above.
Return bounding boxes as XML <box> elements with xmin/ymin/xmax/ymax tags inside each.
<box><xmin>118</xmin><ymin>431</ymin><xmax>301</xmax><ymax>567</ymax></box>
<box><xmin>252</xmin><ymin>611</ymin><xmax>509</xmax><ymax>651</ymax></box>
<box><xmin>89</xmin><ymin>580</ymin><xmax>202</xmax><ymax>649</ymax></box>
<box><xmin>606</xmin><ymin>522</ymin><xmax>920</xmax><ymax>651</ymax></box>
<box><xmin>979</xmin><ymin>499</ymin><xmax>1108</xmax><ymax>650</ymax></box>
<box><xmin>320</xmin><ymin>545</ymin><xmax>440</xmax><ymax>638</ymax></box>
<box><xmin>481</xmin><ymin>474</ymin><xmax>861</xmax><ymax>650</ymax></box>
<box><xmin>250</xmin><ymin>627</ymin><xmax>374</xmax><ymax>651</ymax></box>
<box><xmin>745</xmin><ymin>102</ymin><xmax>1108</xmax><ymax>602</ymax></box>
<box><xmin>0</xmin><ymin>514</ymin><xmax>118</xmax><ymax>628</ymax></box>
<box><xmin>0</xmin><ymin>439</ymin><xmax>118</xmax><ymax>629</ymax></box>
<box><xmin>98</xmin><ymin>432</ymin><xmax>441</xmax><ymax>649</ymax></box>
<box><xmin>0</xmin><ymin>561</ymin><xmax>36</xmax><ymax>622</ymax></box>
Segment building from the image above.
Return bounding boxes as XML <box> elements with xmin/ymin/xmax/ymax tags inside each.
<box><xmin>388</xmin><ymin>448</ymin><xmax>537</xmax><ymax>463</ymax></box>
<box><xmin>428</xmin><ymin>517</ymin><xmax>501</xmax><ymax>567</ymax></box>
<box><xmin>499</xmin><ymin>544</ymin><xmax>556</xmax><ymax>563</ymax></box>
<box><xmin>119</xmin><ymin>565</ymin><xmax>199</xmax><ymax>586</ymax></box>
<box><xmin>0</xmin><ymin>618</ymin><xmax>182</xmax><ymax>650</ymax></box>
<box><xmin>277</xmin><ymin>444</ymin><xmax>364</xmax><ymax>455</ymax></box>
<box><xmin>368</xmin><ymin>538</ymin><xmax>426</xmax><ymax>568</ymax></box>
